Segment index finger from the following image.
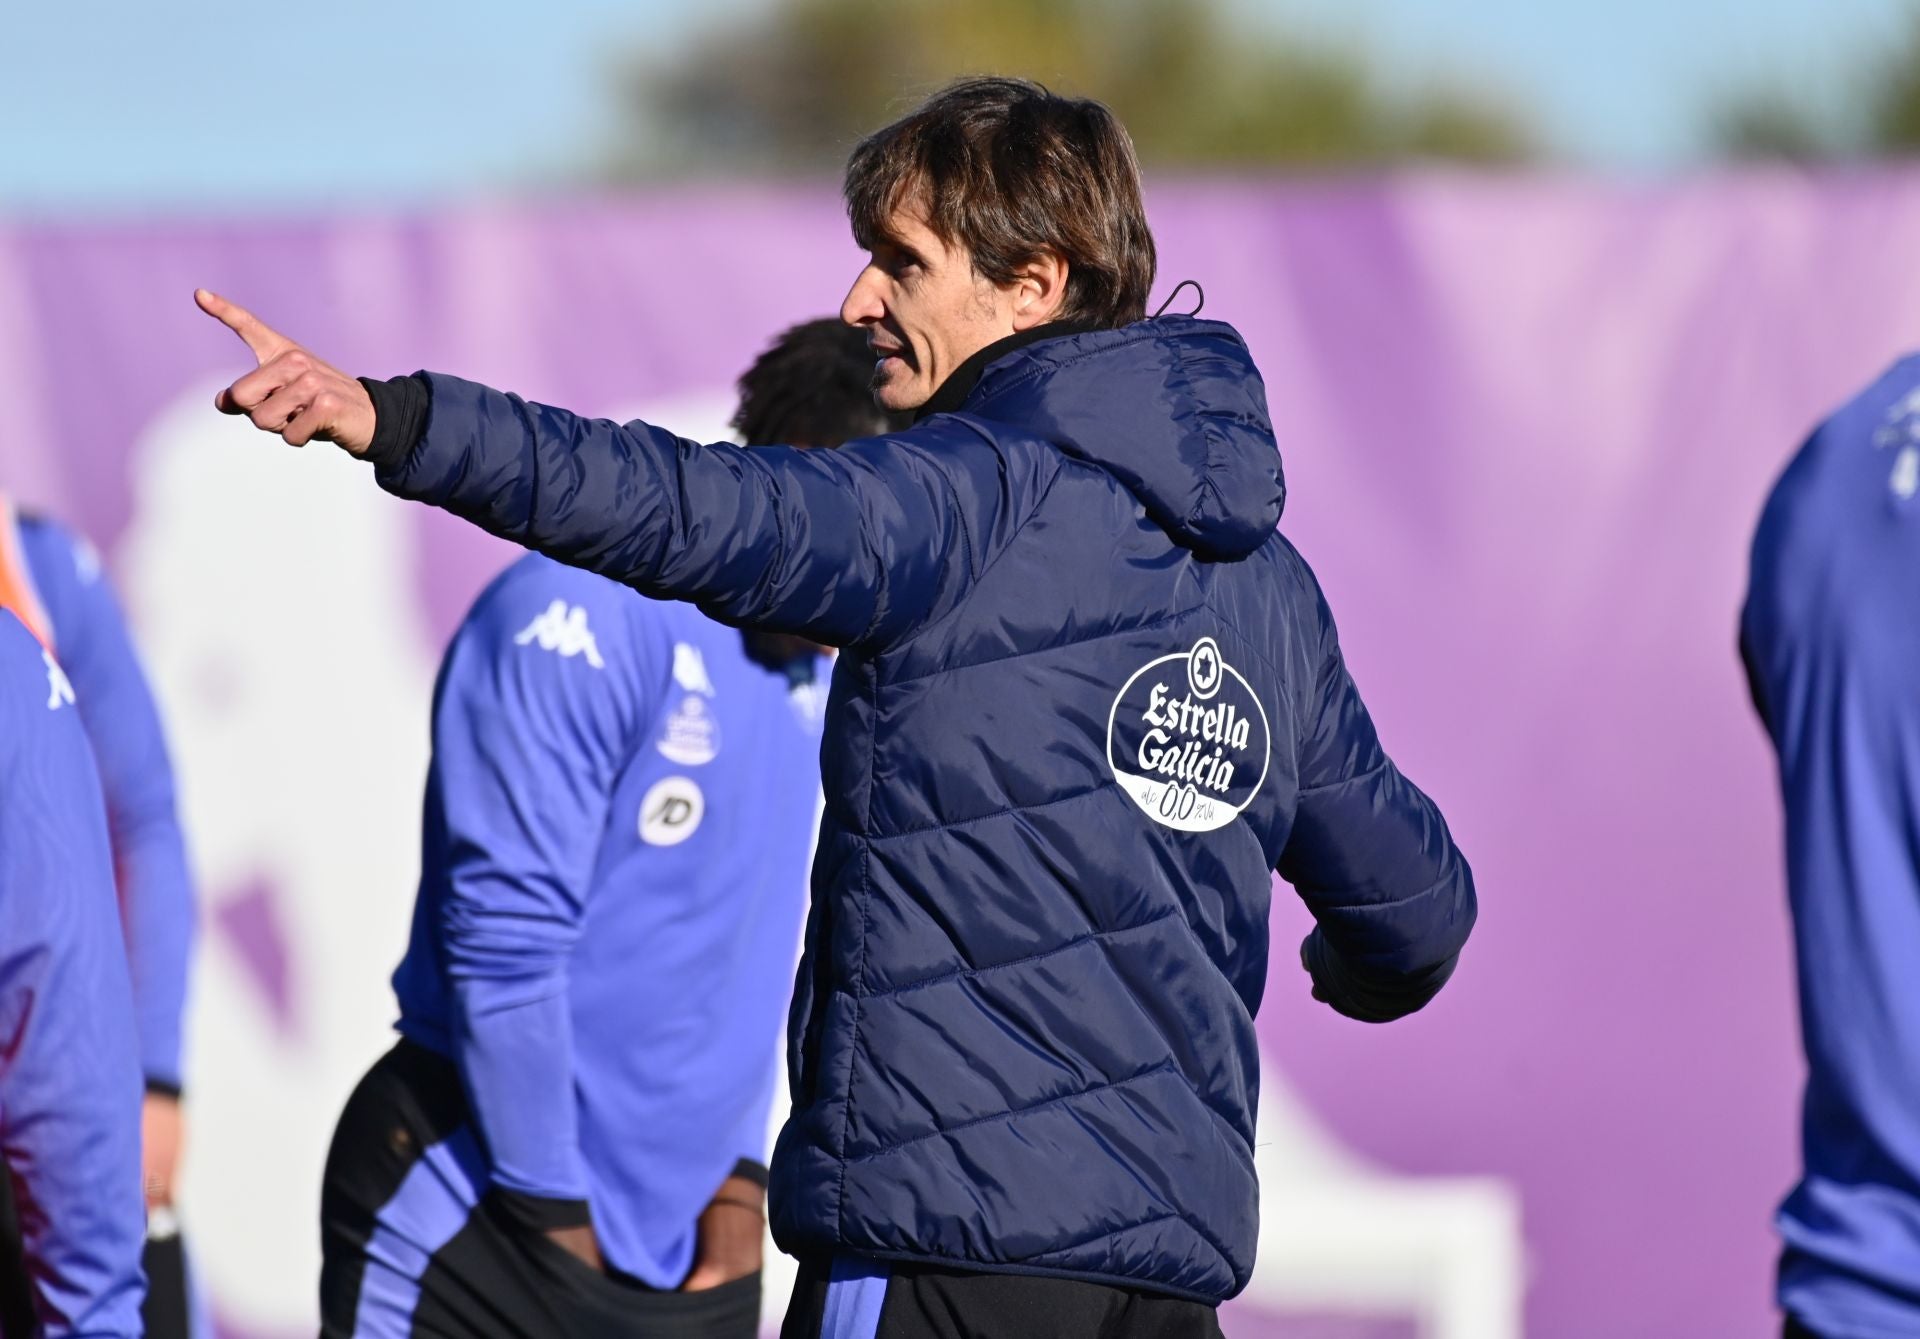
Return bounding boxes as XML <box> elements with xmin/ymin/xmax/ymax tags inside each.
<box><xmin>194</xmin><ymin>288</ymin><xmax>292</xmax><ymax>364</ymax></box>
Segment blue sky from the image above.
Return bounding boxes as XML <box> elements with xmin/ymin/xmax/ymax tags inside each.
<box><xmin>0</xmin><ymin>0</ymin><xmax>1909</xmax><ymax>216</ymax></box>
<box><xmin>1275</xmin><ymin>0</ymin><xmax>1911</xmax><ymax>162</ymax></box>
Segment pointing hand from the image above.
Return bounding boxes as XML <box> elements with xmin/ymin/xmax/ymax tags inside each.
<box><xmin>196</xmin><ymin>289</ymin><xmax>376</xmax><ymax>455</ymax></box>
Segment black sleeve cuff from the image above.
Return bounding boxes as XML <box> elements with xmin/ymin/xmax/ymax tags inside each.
<box><xmin>357</xmin><ymin>373</ymin><xmax>432</xmax><ymax>473</ymax></box>
<box><xmin>144</xmin><ymin>1078</ymin><xmax>183</xmax><ymax>1100</ymax></box>
<box><xmin>729</xmin><ymin>1158</ymin><xmax>770</xmax><ymax>1189</ymax></box>
<box><xmin>1301</xmin><ymin>929</ymin><xmax>1459</xmax><ymax>1024</ymax></box>
<box><xmin>489</xmin><ymin>1187</ymin><xmax>593</xmax><ymax>1232</ymax></box>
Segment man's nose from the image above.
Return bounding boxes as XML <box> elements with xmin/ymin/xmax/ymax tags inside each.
<box><xmin>841</xmin><ymin>267</ymin><xmax>884</xmax><ymax>327</ymax></box>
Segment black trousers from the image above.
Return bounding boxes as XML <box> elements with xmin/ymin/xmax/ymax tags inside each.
<box><xmin>0</xmin><ymin>1165</ymin><xmax>191</xmax><ymax>1339</ymax></box>
<box><xmin>780</xmin><ymin>1256</ymin><xmax>1225</xmax><ymax>1339</ymax></box>
<box><xmin>1784</xmin><ymin>1319</ymin><xmax>1822</xmax><ymax>1339</ymax></box>
<box><xmin>321</xmin><ymin>1039</ymin><xmax>759</xmax><ymax>1339</ymax></box>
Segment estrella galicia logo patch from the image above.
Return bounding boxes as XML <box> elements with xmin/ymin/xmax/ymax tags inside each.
<box><xmin>1106</xmin><ymin>636</ymin><xmax>1270</xmax><ymax>832</ymax></box>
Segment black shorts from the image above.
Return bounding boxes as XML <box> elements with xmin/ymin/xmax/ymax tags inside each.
<box><xmin>321</xmin><ymin>1039</ymin><xmax>759</xmax><ymax>1339</ymax></box>
<box><xmin>779</xmin><ymin>1254</ymin><xmax>1223</xmax><ymax>1339</ymax></box>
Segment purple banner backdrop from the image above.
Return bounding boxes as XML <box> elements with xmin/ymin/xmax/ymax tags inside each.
<box><xmin>8</xmin><ymin>171</ymin><xmax>1920</xmax><ymax>1336</ymax></box>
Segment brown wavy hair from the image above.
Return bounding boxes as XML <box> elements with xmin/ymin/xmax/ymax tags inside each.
<box><xmin>845</xmin><ymin>77</ymin><xmax>1157</xmax><ymax>330</ymax></box>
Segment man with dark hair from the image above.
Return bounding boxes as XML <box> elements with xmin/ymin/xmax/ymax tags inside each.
<box><xmin>205</xmin><ymin>74</ymin><xmax>1476</xmax><ymax>1339</ymax></box>
<box><xmin>314</xmin><ymin>320</ymin><xmax>896</xmax><ymax>1339</ymax></box>
<box><xmin>843</xmin><ymin>76</ymin><xmax>1156</xmax><ymax>345</ymax></box>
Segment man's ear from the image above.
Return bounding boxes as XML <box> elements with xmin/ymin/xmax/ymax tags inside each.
<box><xmin>1009</xmin><ymin>250</ymin><xmax>1070</xmax><ymax>330</ymax></box>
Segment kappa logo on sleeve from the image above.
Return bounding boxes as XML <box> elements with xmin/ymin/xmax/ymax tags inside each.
<box><xmin>1106</xmin><ymin>636</ymin><xmax>1270</xmax><ymax>832</ymax></box>
<box><xmin>1872</xmin><ymin>384</ymin><xmax>1920</xmax><ymax>506</ymax></box>
<box><xmin>514</xmin><ymin>599</ymin><xmax>606</xmax><ymax>669</ymax></box>
<box><xmin>43</xmin><ymin>648</ymin><xmax>75</xmax><ymax>711</ymax></box>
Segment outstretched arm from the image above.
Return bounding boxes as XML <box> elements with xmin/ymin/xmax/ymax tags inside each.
<box><xmin>196</xmin><ymin>291</ymin><xmax>1045</xmax><ymax>650</ymax></box>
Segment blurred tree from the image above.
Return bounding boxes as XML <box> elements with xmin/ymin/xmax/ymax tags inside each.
<box><xmin>1709</xmin><ymin>13</ymin><xmax>1920</xmax><ymax>162</ymax></box>
<box><xmin>1867</xmin><ymin>18</ymin><xmax>1920</xmax><ymax>155</ymax></box>
<box><xmin>1710</xmin><ymin>91</ymin><xmax>1835</xmax><ymax>163</ymax></box>
<box><xmin>610</xmin><ymin>0</ymin><xmax>1535</xmax><ymax>176</ymax></box>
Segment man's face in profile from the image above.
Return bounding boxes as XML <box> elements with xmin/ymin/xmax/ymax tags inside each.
<box><xmin>840</xmin><ymin>204</ymin><xmax>1013</xmax><ymax>413</ymax></box>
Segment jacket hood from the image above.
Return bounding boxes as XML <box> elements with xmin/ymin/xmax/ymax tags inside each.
<box><xmin>957</xmin><ymin>316</ymin><xmax>1285</xmax><ymax>559</ymax></box>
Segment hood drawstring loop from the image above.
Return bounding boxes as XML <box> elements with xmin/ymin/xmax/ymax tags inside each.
<box><xmin>1152</xmin><ymin>280</ymin><xmax>1206</xmax><ymax>320</ymax></box>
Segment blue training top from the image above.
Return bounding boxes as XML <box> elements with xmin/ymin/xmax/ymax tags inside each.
<box><xmin>0</xmin><ymin>610</ymin><xmax>146</xmax><ymax>1336</ymax></box>
<box><xmin>392</xmin><ymin>552</ymin><xmax>824</xmax><ymax>1287</ymax></box>
<box><xmin>0</xmin><ymin>500</ymin><xmax>196</xmax><ymax>1092</ymax></box>
<box><xmin>1745</xmin><ymin>354</ymin><xmax>1920</xmax><ymax>1336</ymax></box>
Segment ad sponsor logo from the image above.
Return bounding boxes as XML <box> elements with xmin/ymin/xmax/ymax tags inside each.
<box><xmin>638</xmin><ymin>775</ymin><xmax>705</xmax><ymax>846</ymax></box>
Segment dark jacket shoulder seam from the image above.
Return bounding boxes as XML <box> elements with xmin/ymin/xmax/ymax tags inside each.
<box><xmin>877</xmin><ymin>423</ymin><xmax>1064</xmax><ymax>658</ymax></box>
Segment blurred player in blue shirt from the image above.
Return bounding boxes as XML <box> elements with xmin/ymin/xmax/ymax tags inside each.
<box><xmin>1745</xmin><ymin>359</ymin><xmax>1920</xmax><ymax>1338</ymax></box>
<box><xmin>319</xmin><ymin>319</ymin><xmax>901</xmax><ymax>1338</ymax></box>
<box><xmin>0</xmin><ymin>609</ymin><xmax>147</xmax><ymax>1337</ymax></box>
<box><xmin>0</xmin><ymin>499</ymin><xmax>199</xmax><ymax>1337</ymax></box>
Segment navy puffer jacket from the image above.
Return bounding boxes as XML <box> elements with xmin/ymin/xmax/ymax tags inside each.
<box><xmin>373</xmin><ymin>317</ymin><xmax>1476</xmax><ymax>1302</ymax></box>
